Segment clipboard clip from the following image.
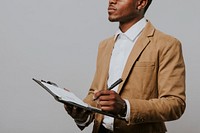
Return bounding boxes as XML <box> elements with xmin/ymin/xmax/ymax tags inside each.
<box><xmin>41</xmin><ymin>80</ymin><xmax>58</xmax><ymax>87</ymax></box>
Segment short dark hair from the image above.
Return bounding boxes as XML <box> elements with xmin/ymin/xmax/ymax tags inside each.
<box><xmin>144</xmin><ymin>0</ymin><xmax>152</xmax><ymax>13</ymax></box>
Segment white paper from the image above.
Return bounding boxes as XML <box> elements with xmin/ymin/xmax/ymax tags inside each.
<box><xmin>42</xmin><ymin>82</ymin><xmax>88</xmax><ymax>107</ymax></box>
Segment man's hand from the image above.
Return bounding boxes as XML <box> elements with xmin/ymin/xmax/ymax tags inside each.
<box><xmin>93</xmin><ymin>90</ymin><xmax>126</xmax><ymax>116</ymax></box>
<box><xmin>64</xmin><ymin>104</ymin><xmax>92</xmax><ymax>123</ymax></box>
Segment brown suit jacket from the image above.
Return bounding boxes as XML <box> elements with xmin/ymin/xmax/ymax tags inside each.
<box><xmin>83</xmin><ymin>21</ymin><xmax>186</xmax><ymax>133</ymax></box>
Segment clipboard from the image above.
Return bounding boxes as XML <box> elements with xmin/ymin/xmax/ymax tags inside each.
<box><xmin>32</xmin><ymin>78</ymin><xmax>120</xmax><ymax>118</ymax></box>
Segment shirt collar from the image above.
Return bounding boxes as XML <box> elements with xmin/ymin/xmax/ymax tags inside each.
<box><xmin>114</xmin><ymin>18</ymin><xmax>147</xmax><ymax>41</ymax></box>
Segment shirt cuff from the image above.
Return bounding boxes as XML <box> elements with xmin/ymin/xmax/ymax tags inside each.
<box><xmin>122</xmin><ymin>99</ymin><xmax>131</xmax><ymax>121</ymax></box>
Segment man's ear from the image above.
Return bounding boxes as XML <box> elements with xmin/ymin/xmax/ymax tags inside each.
<box><xmin>137</xmin><ymin>0</ymin><xmax>148</xmax><ymax>10</ymax></box>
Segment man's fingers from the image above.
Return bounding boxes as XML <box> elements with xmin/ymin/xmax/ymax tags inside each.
<box><xmin>65</xmin><ymin>104</ymin><xmax>90</xmax><ymax>118</ymax></box>
<box><xmin>93</xmin><ymin>90</ymin><xmax>102</xmax><ymax>100</ymax></box>
<box><xmin>93</xmin><ymin>90</ymin><xmax>113</xmax><ymax>101</ymax></box>
<box><xmin>64</xmin><ymin>104</ymin><xmax>72</xmax><ymax>113</ymax></box>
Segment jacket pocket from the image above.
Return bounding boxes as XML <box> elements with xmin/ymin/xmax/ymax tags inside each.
<box><xmin>134</xmin><ymin>61</ymin><xmax>155</xmax><ymax>67</ymax></box>
<box><xmin>128</xmin><ymin>61</ymin><xmax>156</xmax><ymax>98</ymax></box>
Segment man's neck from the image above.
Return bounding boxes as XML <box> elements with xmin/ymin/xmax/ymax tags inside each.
<box><xmin>119</xmin><ymin>16</ymin><xmax>144</xmax><ymax>33</ymax></box>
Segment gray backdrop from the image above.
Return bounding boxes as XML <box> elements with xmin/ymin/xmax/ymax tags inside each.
<box><xmin>0</xmin><ymin>0</ymin><xmax>199</xmax><ymax>133</ymax></box>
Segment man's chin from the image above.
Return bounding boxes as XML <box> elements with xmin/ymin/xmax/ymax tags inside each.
<box><xmin>108</xmin><ymin>17</ymin><xmax>118</xmax><ymax>22</ymax></box>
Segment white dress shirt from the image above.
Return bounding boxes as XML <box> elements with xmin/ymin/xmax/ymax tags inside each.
<box><xmin>103</xmin><ymin>18</ymin><xmax>147</xmax><ymax>131</ymax></box>
<box><xmin>76</xmin><ymin>18</ymin><xmax>147</xmax><ymax>129</ymax></box>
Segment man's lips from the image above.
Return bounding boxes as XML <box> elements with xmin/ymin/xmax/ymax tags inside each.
<box><xmin>108</xmin><ymin>6</ymin><xmax>117</xmax><ymax>13</ymax></box>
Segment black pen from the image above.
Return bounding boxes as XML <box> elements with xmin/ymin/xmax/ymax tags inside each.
<box><xmin>107</xmin><ymin>78</ymin><xmax>123</xmax><ymax>90</ymax></box>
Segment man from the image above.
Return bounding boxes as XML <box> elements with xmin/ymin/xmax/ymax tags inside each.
<box><xmin>64</xmin><ymin>0</ymin><xmax>186</xmax><ymax>133</ymax></box>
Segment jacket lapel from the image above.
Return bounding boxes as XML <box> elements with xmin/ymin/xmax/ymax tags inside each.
<box><xmin>102</xmin><ymin>38</ymin><xmax>115</xmax><ymax>90</ymax></box>
<box><xmin>117</xmin><ymin>21</ymin><xmax>155</xmax><ymax>93</ymax></box>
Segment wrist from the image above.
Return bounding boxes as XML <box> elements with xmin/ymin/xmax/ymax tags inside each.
<box><xmin>118</xmin><ymin>100</ymin><xmax>127</xmax><ymax>117</ymax></box>
<box><xmin>75</xmin><ymin>115</ymin><xmax>91</xmax><ymax>126</ymax></box>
